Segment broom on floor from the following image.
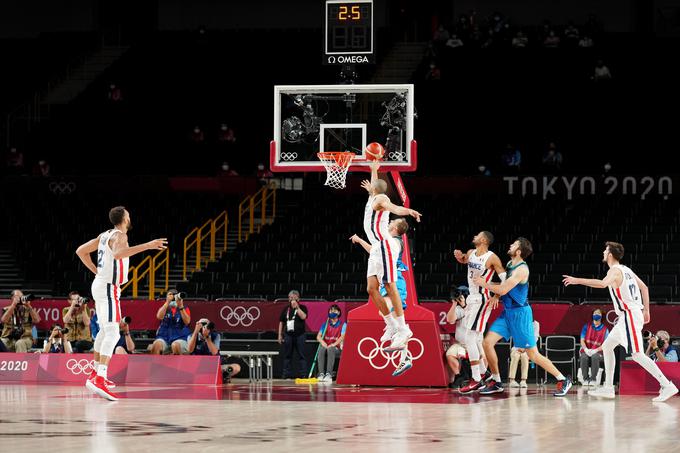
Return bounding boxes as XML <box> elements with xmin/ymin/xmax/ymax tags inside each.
<box><xmin>295</xmin><ymin>343</ymin><xmax>321</xmax><ymax>384</ymax></box>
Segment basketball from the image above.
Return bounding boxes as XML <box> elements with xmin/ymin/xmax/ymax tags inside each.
<box><xmin>365</xmin><ymin>142</ymin><xmax>385</xmax><ymax>161</ymax></box>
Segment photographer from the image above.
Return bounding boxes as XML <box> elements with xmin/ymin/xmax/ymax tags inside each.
<box><xmin>62</xmin><ymin>291</ymin><xmax>93</xmax><ymax>353</ymax></box>
<box><xmin>278</xmin><ymin>290</ymin><xmax>308</xmax><ymax>379</ymax></box>
<box><xmin>114</xmin><ymin>317</ymin><xmax>135</xmax><ymax>354</ymax></box>
<box><xmin>42</xmin><ymin>324</ymin><xmax>73</xmax><ymax>354</ymax></box>
<box><xmin>445</xmin><ymin>286</ymin><xmax>471</xmax><ymax>389</ymax></box>
<box><xmin>187</xmin><ymin>318</ymin><xmax>242</xmax><ymax>382</ymax></box>
<box><xmin>1</xmin><ymin>290</ymin><xmax>41</xmax><ymax>352</ymax></box>
<box><xmin>647</xmin><ymin>330</ymin><xmax>679</xmax><ymax>363</ymax></box>
<box><xmin>150</xmin><ymin>290</ymin><xmax>191</xmax><ymax>355</ymax></box>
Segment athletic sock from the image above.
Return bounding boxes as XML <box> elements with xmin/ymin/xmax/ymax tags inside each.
<box><xmin>471</xmin><ymin>365</ymin><xmax>482</xmax><ymax>382</ymax></box>
<box><xmin>97</xmin><ymin>364</ymin><xmax>108</xmax><ymax>379</ymax></box>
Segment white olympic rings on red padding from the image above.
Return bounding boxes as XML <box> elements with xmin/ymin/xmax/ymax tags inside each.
<box><xmin>220</xmin><ymin>306</ymin><xmax>261</xmax><ymax>327</ymax></box>
<box><xmin>65</xmin><ymin>359</ymin><xmax>96</xmax><ymax>375</ymax></box>
<box><xmin>357</xmin><ymin>337</ymin><xmax>424</xmax><ymax>370</ymax></box>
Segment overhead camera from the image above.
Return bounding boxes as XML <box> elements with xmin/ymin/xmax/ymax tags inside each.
<box><xmin>380</xmin><ymin>93</ymin><xmax>415</xmax><ymax>157</ymax></box>
<box><xmin>282</xmin><ymin>95</ymin><xmax>323</xmax><ymax>144</ymax></box>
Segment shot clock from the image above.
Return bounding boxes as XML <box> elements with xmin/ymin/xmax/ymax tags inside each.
<box><xmin>324</xmin><ymin>0</ymin><xmax>374</xmax><ymax>65</ymax></box>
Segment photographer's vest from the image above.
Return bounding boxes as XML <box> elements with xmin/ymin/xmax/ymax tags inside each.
<box><xmin>48</xmin><ymin>340</ymin><xmax>66</xmax><ymax>353</ymax></box>
<box><xmin>157</xmin><ymin>307</ymin><xmax>191</xmax><ymax>343</ymax></box>
<box><xmin>64</xmin><ymin>309</ymin><xmax>92</xmax><ymax>341</ymax></box>
<box><xmin>584</xmin><ymin>323</ymin><xmax>607</xmax><ymax>350</ymax></box>
<box><xmin>1</xmin><ymin>306</ymin><xmax>32</xmax><ymax>339</ymax></box>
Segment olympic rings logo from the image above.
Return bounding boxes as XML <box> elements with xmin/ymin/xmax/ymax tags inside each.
<box><xmin>281</xmin><ymin>152</ymin><xmax>298</xmax><ymax>161</ymax></box>
<box><xmin>388</xmin><ymin>151</ymin><xmax>406</xmax><ymax>161</ymax></box>
<box><xmin>357</xmin><ymin>337</ymin><xmax>424</xmax><ymax>370</ymax></box>
<box><xmin>65</xmin><ymin>359</ymin><xmax>96</xmax><ymax>375</ymax></box>
<box><xmin>220</xmin><ymin>306</ymin><xmax>261</xmax><ymax>327</ymax></box>
<box><xmin>48</xmin><ymin>182</ymin><xmax>76</xmax><ymax>195</ymax></box>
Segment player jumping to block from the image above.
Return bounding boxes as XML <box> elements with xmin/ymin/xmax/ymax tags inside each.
<box><xmin>361</xmin><ymin>160</ymin><xmax>421</xmax><ymax>355</ymax></box>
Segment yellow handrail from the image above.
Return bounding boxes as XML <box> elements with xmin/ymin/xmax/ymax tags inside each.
<box><xmin>238</xmin><ymin>184</ymin><xmax>277</xmax><ymax>242</ymax></box>
<box><xmin>182</xmin><ymin>210</ymin><xmax>229</xmax><ymax>281</ymax></box>
<box><xmin>120</xmin><ymin>248</ymin><xmax>170</xmax><ymax>300</ymax></box>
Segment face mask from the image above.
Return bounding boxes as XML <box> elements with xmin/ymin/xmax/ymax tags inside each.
<box><xmin>169</xmin><ymin>301</ymin><xmax>177</xmax><ymax>308</ymax></box>
<box><xmin>593</xmin><ymin>314</ymin><xmax>602</xmax><ymax>321</ymax></box>
<box><xmin>328</xmin><ymin>312</ymin><xmax>339</xmax><ymax>319</ymax></box>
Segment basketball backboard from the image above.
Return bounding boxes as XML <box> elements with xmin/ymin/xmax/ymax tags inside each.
<box><xmin>270</xmin><ymin>84</ymin><xmax>416</xmax><ymax>172</ymax></box>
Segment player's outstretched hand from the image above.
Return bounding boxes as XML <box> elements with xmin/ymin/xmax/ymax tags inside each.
<box><xmin>453</xmin><ymin>249</ymin><xmax>464</xmax><ymax>260</ymax></box>
<box><xmin>562</xmin><ymin>275</ymin><xmax>577</xmax><ymax>286</ymax></box>
<box><xmin>147</xmin><ymin>238</ymin><xmax>168</xmax><ymax>250</ymax></box>
<box><xmin>349</xmin><ymin>234</ymin><xmax>361</xmax><ymax>244</ymax></box>
<box><xmin>408</xmin><ymin>209</ymin><xmax>422</xmax><ymax>222</ymax></box>
<box><xmin>488</xmin><ymin>296</ymin><xmax>500</xmax><ymax>310</ymax></box>
<box><xmin>360</xmin><ymin>180</ymin><xmax>371</xmax><ymax>193</ymax></box>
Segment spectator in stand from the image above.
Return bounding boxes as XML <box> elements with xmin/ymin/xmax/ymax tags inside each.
<box><xmin>647</xmin><ymin>330</ymin><xmax>679</xmax><ymax>363</ymax></box>
<box><xmin>445</xmin><ymin>286</ymin><xmax>469</xmax><ymax>389</ymax></box>
<box><xmin>425</xmin><ymin>62</ymin><xmax>441</xmax><ymax>81</ymax></box>
<box><xmin>34</xmin><ymin>160</ymin><xmax>51</xmax><ymax>177</ymax></box>
<box><xmin>501</xmin><ymin>144</ymin><xmax>521</xmax><ymax>174</ymax></box>
<box><xmin>150</xmin><ymin>290</ymin><xmax>191</xmax><ymax>355</ymax></box>
<box><xmin>1</xmin><ymin>290</ymin><xmax>41</xmax><ymax>352</ymax></box>
<box><xmin>219</xmin><ymin>162</ymin><xmax>239</xmax><ymax>176</ymax></box>
<box><xmin>424</xmin><ymin>42</ymin><xmax>438</xmax><ymax>60</ymax></box>
<box><xmin>433</xmin><ymin>25</ymin><xmax>450</xmax><ymax>44</ymax></box>
<box><xmin>316</xmin><ymin>305</ymin><xmax>346</xmax><ymax>382</ymax></box>
<box><xmin>278</xmin><ymin>290</ymin><xmax>308</xmax><ymax>378</ymax></box>
<box><xmin>543</xmin><ymin>30</ymin><xmax>561</xmax><ymax>48</ymax></box>
<box><xmin>579</xmin><ymin>308</ymin><xmax>609</xmax><ymax>386</ymax></box>
<box><xmin>62</xmin><ymin>291</ymin><xmax>93</xmax><ymax>353</ymax></box>
<box><xmin>107</xmin><ymin>84</ymin><xmax>122</xmax><ymax>102</ymax></box>
<box><xmin>217</xmin><ymin>123</ymin><xmax>236</xmax><ymax>144</ymax></box>
<box><xmin>5</xmin><ymin>147</ymin><xmax>24</xmax><ymax>174</ymax></box>
<box><xmin>579</xmin><ymin>35</ymin><xmax>594</xmax><ymax>48</ymax></box>
<box><xmin>445</xmin><ymin>34</ymin><xmax>464</xmax><ymax>49</ymax></box>
<box><xmin>564</xmin><ymin>22</ymin><xmax>580</xmax><ymax>47</ymax></box>
<box><xmin>512</xmin><ymin>31</ymin><xmax>528</xmax><ymax>48</ymax></box>
<box><xmin>114</xmin><ymin>316</ymin><xmax>135</xmax><ymax>354</ymax></box>
<box><xmin>42</xmin><ymin>324</ymin><xmax>73</xmax><ymax>354</ymax></box>
<box><xmin>191</xmin><ymin>126</ymin><xmax>205</xmax><ymax>143</ymax></box>
<box><xmin>593</xmin><ymin>59</ymin><xmax>612</xmax><ymax>81</ymax></box>
<box><xmin>542</xmin><ymin>142</ymin><xmax>563</xmax><ymax>172</ymax></box>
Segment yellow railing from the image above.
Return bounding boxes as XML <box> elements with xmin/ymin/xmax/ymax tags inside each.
<box><xmin>120</xmin><ymin>248</ymin><xmax>170</xmax><ymax>300</ymax></box>
<box><xmin>238</xmin><ymin>184</ymin><xmax>277</xmax><ymax>242</ymax></box>
<box><xmin>183</xmin><ymin>210</ymin><xmax>229</xmax><ymax>281</ymax></box>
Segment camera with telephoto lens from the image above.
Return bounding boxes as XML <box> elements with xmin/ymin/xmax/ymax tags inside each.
<box><xmin>175</xmin><ymin>291</ymin><xmax>187</xmax><ymax>300</ymax></box>
<box><xmin>200</xmin><ymin>320</ymin><xmax>215</xmax><ymax>331</ymax></box>
<box><xmin>75</xmin><ymin>296</ymin><xmax>89</xmax><ymax>307</ymax></box>
<box><xmin>55</xmin><ymin>326</ymin><xmax>69</xmax><ymax>335</ymax></box>
<box><xmin>18</xmin><ymin>294</ymin><xmax>35</xmax><ymax>304</ymax></box>
<box><xmin>8</xmin><ymin>326</ymin><xmax>24</xmax><ymax>340</ymax></box>
<box><xmin>121</xmin><ymin>316</ymin><xmax>132</xmax><ymax>325</ymax></box>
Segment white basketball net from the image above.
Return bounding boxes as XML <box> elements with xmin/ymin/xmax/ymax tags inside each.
<box><xmin>317</xmin><ymin>152</ymin><xmax>355</xmax><ymax>190</ymax></box>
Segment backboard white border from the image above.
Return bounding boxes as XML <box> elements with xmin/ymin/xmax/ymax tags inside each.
<box><xmin>272</xmin><ymin>84</ymin><xmax>415</xmax><ymax>172</ymax></box>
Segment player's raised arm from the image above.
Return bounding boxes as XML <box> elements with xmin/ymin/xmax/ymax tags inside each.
<box><xmin>453</xmin><ymin>249</ymin><xmax>472</xmax><ymax>265</ymax></box>
<box><xmin>473</xmin><ymin>265</ymin><xmax>528</xmax><ymax>296</ymax></box>
<box><xmin>350</xmin><ymin>234</ymin><xmax>372</xmax><ymax>254</ymax></box>
<box><xmin>374</xmin><ymin>197</ymin><xmax>421</xmax><ymax>222</ymax></box>
<box><xmin>562</xmin><ymin>268</ymin><xmax>620</xmax><ymax>289</ymax></box>
<box><xmin>76</xmin><ymin>235</ymin><xmax>101</xmax><ymax>275</ymax></box>
<box><xmin>110</xmin><ymin>232</ymin><xmax>167</xmax><ymax>260</ymax></box>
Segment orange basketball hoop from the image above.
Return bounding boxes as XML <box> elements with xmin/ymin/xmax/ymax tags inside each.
<box><xmin>317</xmin><ymin>152</ymin><xmax>356</xmax><ymax>189</ymax></box>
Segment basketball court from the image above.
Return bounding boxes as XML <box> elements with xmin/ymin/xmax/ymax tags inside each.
<box><xmin>2</xmin><ymin>382</ymin><xmax>678</xmax><ymax>452</ymax></box>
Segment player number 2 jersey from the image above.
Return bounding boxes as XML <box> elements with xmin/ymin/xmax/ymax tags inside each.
<box><xmin>95</xmin><ymin>229</ymin><xmax>129</xmax><ymax>286</ymax></box>
<box><xmin>608</xmin><ymin>264</ymin><xmax>643</xmax><ymax>315</ymax></box>
<box><xmin>363</xmin><ymin>195</ymin><xmax>391</xmax><ymax>246</ymax></box>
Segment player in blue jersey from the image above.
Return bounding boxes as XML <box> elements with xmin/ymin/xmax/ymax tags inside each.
<box><xmin>473</xmin><ymin>237</ymin><xmax>573</xmax><ymax>397</ymax></box>
<box><xmin>351</xmin><ymin>217</ymin><xmax>412</xmax><ymax>377</ymax></box>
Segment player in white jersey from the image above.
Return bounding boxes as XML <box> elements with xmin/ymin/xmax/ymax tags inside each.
<box><xmin>563</xmin><ymin>241</ymin><xmax>679</xmax><ymax>402</ymax></box>
<box><xmin>453</xmin><ymin>231</ymin><xmax>505</xmax><ymax>394</ymax></box>
<box><xmin>75</xmin><ymin>206</ymin><xmax>167</xmax><ymax>401</ymax></box>
<box><xmin>361</xmin><ymin>160</ymin><xmax>421</xmax><ymax>353</ymax></box>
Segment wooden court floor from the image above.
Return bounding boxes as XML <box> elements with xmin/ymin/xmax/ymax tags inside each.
<box><xmin>0</xmin><ymin>382</ymin><xmax>677</xmax><ymax>453</ymax></box>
